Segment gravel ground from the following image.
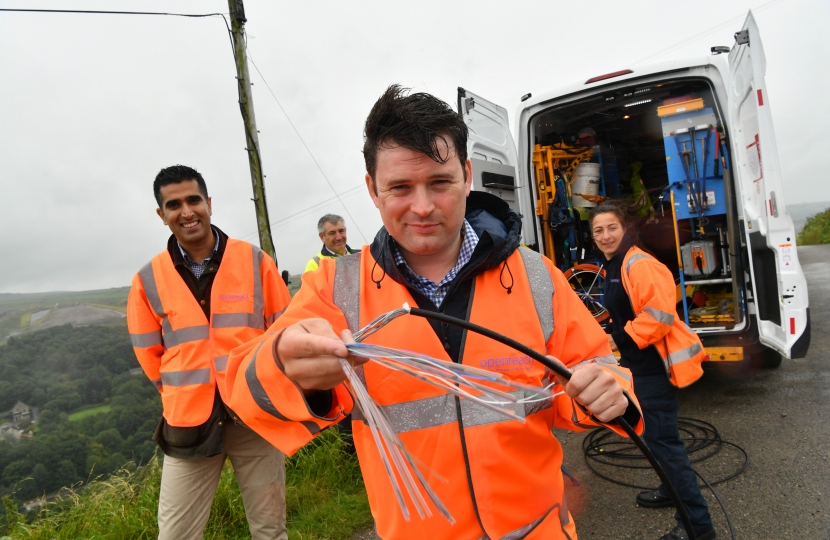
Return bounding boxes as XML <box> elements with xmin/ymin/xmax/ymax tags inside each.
<box><xmin>353</xmin><ymin>245</ymin><xmax>830</xmax><ymax>539</ymax></box>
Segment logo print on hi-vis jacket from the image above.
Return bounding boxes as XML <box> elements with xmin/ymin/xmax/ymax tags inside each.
<box><xmin>219</xmin><ymin>294</ymin><xmax>249</xmax><ymax>302</ymax></box>
<box><xmin>480</xmin><ymin>356</ymin><xmax>534</xmax><ymax>373</ymax></box>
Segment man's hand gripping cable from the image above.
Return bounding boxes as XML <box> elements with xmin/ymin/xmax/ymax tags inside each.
<box><xmin>337</xmin><ymin>303</ymin><xmax>560</xmax><ymax>523</ymax></box>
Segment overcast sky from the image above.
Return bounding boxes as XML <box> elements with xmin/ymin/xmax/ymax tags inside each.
<box><xmin>1</xmin><ymin>0</ymin><xmax>827</xmax><ymax>293</ymax></box>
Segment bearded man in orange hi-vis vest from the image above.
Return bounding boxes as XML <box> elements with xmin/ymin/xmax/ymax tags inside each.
<box><xmin>222</xmin><ymin>86</ymin><xmax>645</xmax><ymax>540</ymax></box>
<box><xmin>127</xmin><ymin>165</ymin><xmax>291</xmax><ymax>540</ymax></box>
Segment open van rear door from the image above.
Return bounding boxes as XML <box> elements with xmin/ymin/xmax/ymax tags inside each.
<box><xmin>457</xmin><ymin>88</ymin><xmax>525</xmax><ymax>238</ymax></box>
<box><xmin>728</xmin><ymin>11</ymin><xmax>810</xmax><ymax>358</ymax></box>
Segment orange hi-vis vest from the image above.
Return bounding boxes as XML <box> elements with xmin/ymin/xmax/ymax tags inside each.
<box><xmin>620</xmin><ymin>246</ymin><xmax>706</xmax><ymax>388</ymax></box>
<box><xmin>224</xmin><ymin>245</ymin><xmax>643</xmax><ymax>540</ymax></box>
<box><xmin>127</xmin><ymin>239</ymin><xmax>289</xmax><ymax>427</ymax></box>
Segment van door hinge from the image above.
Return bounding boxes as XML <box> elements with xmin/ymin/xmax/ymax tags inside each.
<box><xmin>734</xmin><ymin>29</ymin><xmax>749</xmax><ymax>46</ymax></box>
<box><xmin>464</xmin><ymin>97</ymin><xmax>475</xmax><ymax>114</ymax></box>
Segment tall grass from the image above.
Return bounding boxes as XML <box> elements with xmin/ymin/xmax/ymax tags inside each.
<box><xmin>2</xmin><ymin>429</ymin><xmax>371</xmax><ymax>540</ymax></box>
<box><xmin>798</xmin><ymin>208</ymin><xmax>830</xmax><ymax>245</ymax></box>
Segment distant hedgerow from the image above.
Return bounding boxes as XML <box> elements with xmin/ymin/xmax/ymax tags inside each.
<box><xmin>797</xmin><ymin>208</ymin><xmax>830</xmax><ymax>245</ymax></box>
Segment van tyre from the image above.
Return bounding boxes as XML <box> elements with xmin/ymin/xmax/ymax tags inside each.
<box><xmin>760</xmin><ymin>348</ymin><xmax>782</xmax><ymax>369</ymax></box>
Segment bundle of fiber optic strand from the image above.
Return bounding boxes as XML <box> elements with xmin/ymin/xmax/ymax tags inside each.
<box><xmin>338</xmin><ymin>305</ymin><xmax>558</xmax><ymax>523</ymax></box>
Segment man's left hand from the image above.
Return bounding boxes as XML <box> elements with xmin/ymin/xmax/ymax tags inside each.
<box><xmin>549</xmin><ymin>356</ymin><xmax>628</xmax><ymax>423</ymax></box>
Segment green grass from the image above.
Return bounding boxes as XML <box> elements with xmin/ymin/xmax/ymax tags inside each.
<box><xmin>0</xmin><ymin>288</ymin><xmax>130</xmax><ymax>342</ymax></box>
<box><xmin>67</xmin><ymin>405</ymin><xmax>112</xmax><ymax>422</ymax></box>
<box><xmin>287</xmin><ymin>274</ymin><xmax>302</xmax><ymax>297</ymax></box>
<box><xmin>0</xmin><ymin>288</ymin><xmax>129</xmax><ymax>313</ymax></box>
<box><xmin>1</xmin><ymin>428</ymin><xmax>372</xmax><ymax>539</ymax></box>
<box><xmin>797</xmin><ymin>207</ymin><xmax>830</xmax><ymax>245</ymax></box>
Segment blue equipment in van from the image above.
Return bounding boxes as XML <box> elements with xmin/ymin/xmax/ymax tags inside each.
<box><xmin>662</xmin><ymin>108</ymin><xmax>727</xmax><ymax>219</ymax></box>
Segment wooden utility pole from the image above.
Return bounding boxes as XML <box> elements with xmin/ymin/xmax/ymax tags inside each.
<box><xmin>228</xmin><ymin>0</ymin><xmax>276</xmax><ymax>262</ymax></box>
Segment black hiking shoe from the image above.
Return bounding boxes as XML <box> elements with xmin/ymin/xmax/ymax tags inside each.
<box><xmin>636</xmin><ymin>488</ymin><xmax>674</xmax><ymax>508</ymax></box>
<box><xmin>658</xmin><ymin>525</ymin><xmax>716</xmax><ymax>540</ymax></box>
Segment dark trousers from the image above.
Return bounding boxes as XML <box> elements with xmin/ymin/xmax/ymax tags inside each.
<box><xmin>634</xmin><ymin>374</ymin><xmax>713</xmax><ymax>534</ymax></box>
<box><xmin>337</xmin><ymin>413</ymin><xmax>355</xmax><ymax>453</ymax></box>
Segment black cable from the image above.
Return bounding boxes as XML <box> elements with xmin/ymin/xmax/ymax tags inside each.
<box><xmin>582</xmin><ymin>417</ymin><xmax>745</xmax><ymax>540</ymax></box>
<box><xmin>0</xmin><ymin>8</ymin><xmax>225</xmax><ymax>16</ymax></box>
<box><xmin>406</xmin><ymin>307</ymin><xmax>699</xmax><ymax>540</ymax></box>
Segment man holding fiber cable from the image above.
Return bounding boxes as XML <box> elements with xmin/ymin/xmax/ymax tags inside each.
<box><xmin>224</xmin><ymin>85</ymin><xmax>643</xmax><ymax>540</ymax></box>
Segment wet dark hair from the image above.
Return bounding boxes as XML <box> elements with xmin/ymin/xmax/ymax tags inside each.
<box><xmin>362</xmin><ymin>85</ymin><xmax>468</xmax><ymax>192</ymax></box>
<box><xmin>588</xmin><ymin>199</ymin><xmax>649</xmax><ymax>237</ymax></box>
<box><xmin>153</xmin><ymin>165</ymin><xmax>208</xmax><ymax>208</ymax></box>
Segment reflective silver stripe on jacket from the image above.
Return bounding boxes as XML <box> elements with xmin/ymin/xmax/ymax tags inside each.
<box><xmin>569</xmin><ymin>354</ymin><xmax>630</xmax><ymax>381</ymax></box>
<box><xmin>138</xmin><ymin>262</ymin><xmax>165</xmax><ymax>317</ymax></box>
<box><xmin>211</xmin><ymin>245</ymin><xmax>266</xmax><ymax>331</ymax></box>
<box><xmin>666</xmin><ymin>342</ymin><xmax>703</xmax><ymax>366</ymax></box>
<box><xmin>138</xmin><ymin>259</ymin><xmax>210</xmax><ymax>350</ymax></box>
<box><xmin>381</xmin><ymin>391</ymin><xmax>552</xmax><ymax>434</ymax></box>
<box><xmin>518</xmin><ymin>247</ymin><xmax>555</xmax><ymax>344</ymax></box>
<box><xmin>160</xmin><ymin>368</ymin><xmax>211</xmax><ymax>386</ymax></box>
<box><xmin>150</xmin><ymin>378</ymin><xmax>162</xmax><ymax>393</ymax></box>
<box><xmin>461</xmin><ymin>390</ymin><xmax>552</xmax><ymax>428</ymax></box>
<box><xmin>333</xmin><ymin>253</ymin><xmax>362</xmax><ymax>333</ymax></box>
<box><xmin>470</xmin><ymin>501</ymin><xmax>567</xmax><ymax>540</ymax></box>
<box><xmin>244</xmin><ymin>339</ymin><xmax>320</xmax><ymax>436</ymax></box>
<box><xmin>265</xmin><ymin>308</ymin><xmax>285</xmax><ymax>327</ymax></box>
<box><xmin>602</xmin><ymin>363</ymin><xmax>632</xmax><ymax>381</ymax></box>
<box><xmin>571</xmin><ymin>354</ymin><xmax>617</xmax><ymax>369</ymax></box>
<box><xmin>160</xmin><ymin>319</ymin><xmax>210</xmax><ymax>348</ymax></box>
<box><xmin>333</xmin><ymin>253</ymin><xmax>364</xmax><ymax>384</ymax></box>
<box><xmin>501</xmin><ymin>502</ymin><xmax>565</xmax><ymax>540</ymax></box>
<box><xmin>643</xmin><ymin>306</ymin><xmax>675</xmax><ymax>326</ymax></box>
<box><xmin>624</xmin><ymin>251</ymin><xmax>653</xmax><ymax>274</ymax></box>
<box><xmin>312</xmin><ymin>255</ymin><xmax>321</xmax><ymax>266</ymax></box>
<box><xmin>214</xmin><ymin>355</ymin><xmax>228</xmax><ymax>372</ymax></box>
<box><xmin>130</xmin><ymin>330</ymin><xmax>162</xmax><ymax>348</ymax></box>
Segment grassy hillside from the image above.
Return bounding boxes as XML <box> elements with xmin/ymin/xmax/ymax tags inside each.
<box><xmin>1</xmin><ymin>429</ymin><xmax>371</xmax><ymax>539</ymax></box>
<box><xmin>0</xmin><ymin>288</ymin><xmax>129</xmax><ymax>342</ymax></box>
<box><xmin>788</xmin><ymin>201</ymin><xmax>830</xmax><ymax>234</ymax></box>
<box><xmin>0</xmin><ymin>288</ymin><xmax>129</xmax><ymax>313</ymax></box>
<box><xmin>797</xmin><ymin>208</ymin><xmax>830</xmax><ymax>245</ymax></box>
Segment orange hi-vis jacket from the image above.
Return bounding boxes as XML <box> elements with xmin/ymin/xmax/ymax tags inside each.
<box><xmin>620</xmin><ymin>246</ymin><xmax>707</xmax><ymax>388</ymax></box>
<box><xmin>127</xmin><ymin>239</ymin><xmax>290</xmax><ymax>427</ymax></box>
<box><xmin>224</xmin><ymin>245</ymin><xmax>643</xmax><ymax>540</ymax></box>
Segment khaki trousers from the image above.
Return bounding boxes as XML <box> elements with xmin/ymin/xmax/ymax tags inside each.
<box><xmin>157</xmin><ymin>422</ymin><xmax>287</xmax><ymax>540</ymax></box>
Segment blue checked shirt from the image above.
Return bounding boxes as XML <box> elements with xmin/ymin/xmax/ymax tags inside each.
<box><xmin>178</xmin><ymin>230</ymin><xmax>220</xmax><ymax>279</ymax></box>
<box><xmin>392</xmin><ymin>219</ymin><xmax>479</xmax><ymax>308</ymax></box>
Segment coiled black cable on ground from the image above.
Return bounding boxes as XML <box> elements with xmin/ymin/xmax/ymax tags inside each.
<box><xmin>406</xmin><ymin>307</ymin><xmax>699</xmax><ymax>540</ymax></box>
<box><xmin>582</xmin><ymin>417</ymin><xmax>747</xmax><ymax>540</ymax></box>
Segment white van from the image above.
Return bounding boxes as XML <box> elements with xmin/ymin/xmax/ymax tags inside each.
<box><xmin>460</xmin><ymin>11</ymin><xmax>810</xmax><ymax>367</ymax></box>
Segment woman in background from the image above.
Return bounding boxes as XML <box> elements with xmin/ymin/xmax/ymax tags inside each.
<box><xmin>589</xmin><ymin>200</ymin><xmax>714</xmax><ymax>540</ymax></box>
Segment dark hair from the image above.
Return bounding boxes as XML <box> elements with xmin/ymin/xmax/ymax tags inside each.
<box><xmin>588</xmin><ymin>199</ymin><xmax>649</xmax><ymax>235</ymax></box>
<box><xmin>153</xmin><ymin>165</ymin><xmax>208</xmax><ymax>207</ymax></box>
<box><xmin>362</xmin><ymin>85</ymin><xmax>468</xmax><ymax>192</ymax></box>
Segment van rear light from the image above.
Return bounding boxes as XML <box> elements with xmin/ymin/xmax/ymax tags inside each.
<box><xmin>585</xmin><ymin>70</ymin><xmax>633</xmax><ymax>84</ymax></box>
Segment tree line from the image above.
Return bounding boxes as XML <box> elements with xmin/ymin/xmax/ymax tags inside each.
<box><xmin>0</xmin><ymin>325</ymin><xmax>160</xmax><ymax>503</ymax></box>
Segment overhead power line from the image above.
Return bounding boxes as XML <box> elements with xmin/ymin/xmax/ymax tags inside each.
<box><xmin>630</xmin><ymin>0</ymin><xmax>785</xmax><ymax>66</ymax></box>
<box><xmin>246</xmin><ymin>51</ymin><xmax>369</xmax><ymax>244</ymax></box>
<box><xmin>0</xmin><ymin>8</ymin><xmax>226</xmax><ymax>17</ymax></box>
<box><xmin>1</xmin><ymin>8</ymin><xmax>236</xmax><ymax>60</ymax></box>
<box><xmin>2</xmin><ymin>6</ymin><xmax>368</xmax><ymax>250</ymax></box>
<box><xmin>239</xmin><ymin>183</ymin><xmax>367</xmax><ymax>241</ymax></box>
